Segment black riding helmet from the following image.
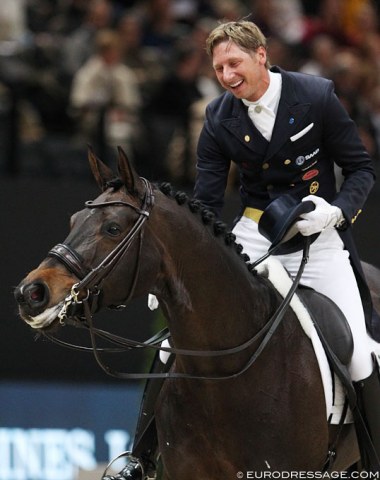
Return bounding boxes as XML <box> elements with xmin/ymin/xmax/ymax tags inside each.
<box><xmin>258</xmin><ymin>194</ymin><xmax>319</xmax><ymax>255</ymax></box>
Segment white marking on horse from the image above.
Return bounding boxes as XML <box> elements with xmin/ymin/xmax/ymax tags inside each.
<box><xmin>25</xmin><ymin>303</ymin><xmax>63</xmax><ymax>329</ymax></box>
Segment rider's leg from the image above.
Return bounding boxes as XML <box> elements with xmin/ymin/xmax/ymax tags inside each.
<box><xmin>278</xmin><ymin>229</ymin><xmax>380</xmax><ymax>471</ymax></box>
<box><xmin>278</xmin><ymin>228</ymin><xmax>373</xmax><ymax>382</ymax></box>
<box><xmin>233</xmin><ymin>218</ymin><xmax>380</xmax><ymax>470</ymax></box>
<box><xmin>233</xmin><ymin>219</ymin><xmax>374</xmax><ymax>378</ymax></box>
<box><xmin>102</xmin><ymin>349</ymin><xmax>172</xmax><ymax>480</ymax></box>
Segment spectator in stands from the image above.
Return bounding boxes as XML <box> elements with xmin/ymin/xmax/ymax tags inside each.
<box><xmin>189</xmin><ymin>16</ymin><xmax>221</xmax><ymax>98</ymax></box>
<box><xmin>134</xmin><ymin>39</ymin><xmax>203</xmax><ymax>183</ymax></box>
<box><xmin>329</xmin><ymin>49</ymin><xmax>379</xmax><ymax>162</ymax></box>
<box><xmin>69</xmin><ymin>28</ymin><xmax>141</xmax><ymax>158</ymax></box>
<box><xmin>299</xmin><ymin>34</ymin><xmax>338</xmax><ymax>77</ymax></box>
<box><xmin>139</xmin><ymin>0</ymin><xmax>187</xmax><ymax>60</ymax></box>
<box><xmin>3</xmin><ymin>0</ymin><xmax>379</xmax><ymax>179</ymax></box>
<box><xmin>60</xmin><ymin>0</ymin><xmax>114</xmax><ymax>79</ymax></box>
<box><xmin>316</xmin><ymin>0</ymin><xmax>356</xmax><ymax>45</ymax></box>
<box><xmin>266</xmin><ymin>36</ymin><xmax>301</xmax><ymax>72</ymax></box>
<box><xmin>0</xmin><ymin>0</ymin><xmax>28</xmax><ymax>43</ymax></box>
<box><xmin>212</xmin><ymin>0</ymin><xmax>248</xmax><ymax>21</ymax></box>
<box><xmin>116</xmin><ymin>10</ymin><xmax>166</xmax><ymax>104</ymax></box>
<box><xmin>340</xmin><ymin>0</ymin><xmax>376</xmax><ymax>46</ymax></box>
<box><xmin>250</xmin><ymin>0</ymin><xmax>309</xmax><ymax>46</ymax></box>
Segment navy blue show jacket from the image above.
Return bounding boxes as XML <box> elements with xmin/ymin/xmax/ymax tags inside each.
<box><xmin>194</xmin><ymin>66</ymin><xmax>378</xmax><ymax>338</ymax></box>
<box><xmin>194</xmin><ymin>66</ymin><xmax>375</xmax><ymax>222</ymax></box>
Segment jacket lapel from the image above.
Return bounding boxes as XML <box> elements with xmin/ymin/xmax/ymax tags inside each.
<box><xmin>221</xmin><ymin>100</ymin><xmax>269</xmax><ymax>155</ymax></box>
<box><xmin>265</xmin><ymin>68</ymin><xmax>311</xmax><ymax>161</ymax></box>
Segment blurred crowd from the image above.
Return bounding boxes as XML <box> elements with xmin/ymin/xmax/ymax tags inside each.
<box><xmin>1</xmin><ymin>0</ymin><xmax>380</xmax><ymax>184</ymax></box>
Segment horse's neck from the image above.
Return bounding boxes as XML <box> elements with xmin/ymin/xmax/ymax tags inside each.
<box><xmin>149</xmin><ymin>202</ymin><xmax>275</xmax><ymax>351</ymax></box>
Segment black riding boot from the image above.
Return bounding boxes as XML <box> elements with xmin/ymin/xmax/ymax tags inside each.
<box><xmin>354</xmin><ymin>353</ymin><xmax>380</xmax><ymax>472</ymax></box>
<box><xmin>102</xmin><ymin>350</ymin><xmax>172</xmax><ymax>480</ymax></box>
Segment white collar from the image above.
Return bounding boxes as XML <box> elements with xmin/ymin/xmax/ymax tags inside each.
<box><xmin>242</xmin><ymin>71</ymin><xmax>282</xmax><ymax>110</ymax></box>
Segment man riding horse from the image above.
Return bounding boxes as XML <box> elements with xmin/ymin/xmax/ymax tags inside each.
<box><xmin>103</xmin><ymin>20</ymin><xmax>380</xmax><ymax>479</ymax></box>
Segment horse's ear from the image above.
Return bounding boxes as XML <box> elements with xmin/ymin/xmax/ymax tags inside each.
<box><xmin>88</xmin><ymin>146</ymin><xmax>115</xmax><ymax>191</ymax></box>
<box><xmin>117</xmin><ymin>146</ymin><xmax>144</xmax><ymax>195</ymax></box>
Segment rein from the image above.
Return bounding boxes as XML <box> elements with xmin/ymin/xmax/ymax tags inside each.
<box><xmin>45</xmin><ymin>179</ymin><xmax>311</xmax><ymax>380</ymax></box>
<box><xmin>87</xmin><ymin>237</ymin><xmax>310</xmax><ymax>380</ymax></box>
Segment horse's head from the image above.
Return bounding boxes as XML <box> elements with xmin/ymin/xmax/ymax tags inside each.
<box><xmin>14</xmin><ymin>147</ymin><xmax>158</xmax><ymax>330</ymax></box>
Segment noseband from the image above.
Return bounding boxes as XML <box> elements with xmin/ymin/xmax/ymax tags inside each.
<box><xmin>48</xmin><ymin>243</ymin><xmax>91</xmax><ymax>280</ymax></box>
<box><xmin>47</xmin><ymin>178</ymin><xmax>154</xmax><ymax>320</ymax></box>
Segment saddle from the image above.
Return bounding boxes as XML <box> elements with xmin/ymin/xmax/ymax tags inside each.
<box><xmin>298</xmin><ymin>286</ymin><xmax>353</xmax><ymax>367</ymax></box>
<box><xmin>257</xmin><ymin>194</ymin><xmax>356</xmax><ymax>405</ymax></box>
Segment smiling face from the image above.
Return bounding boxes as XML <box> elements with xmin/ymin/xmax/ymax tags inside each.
<box><xmin>212</xmin><ymin>40</ymin><xmax>270</xmax><ymax>102</ymax></box>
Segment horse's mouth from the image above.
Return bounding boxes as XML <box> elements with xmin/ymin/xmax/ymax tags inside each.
<box><xmin>21</xmin><ymin>302</ymin><xmax>64</xmax><ymax>330</ymax></box>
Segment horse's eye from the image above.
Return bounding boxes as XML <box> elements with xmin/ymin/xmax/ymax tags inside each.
<box><xmin>106</xmin><ymin>223</ymin><xmax>122</xmax><ymax>237</ymax></box>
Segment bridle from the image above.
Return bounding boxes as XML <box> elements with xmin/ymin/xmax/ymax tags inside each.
<box><xmin>49</xmin><ymin>178</ymin><xmax>154</xmax><ymax>309</ymax></box>
<box><xmin>44</xmin><ymin>177</ymin><xmax>311</xmax><ymax>381</ymax></box>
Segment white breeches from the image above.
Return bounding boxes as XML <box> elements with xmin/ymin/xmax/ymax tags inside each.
<box><xmin>233</xmin><ymin>215</ymin><xmax>374</xmax><ymax>381</ymax></box>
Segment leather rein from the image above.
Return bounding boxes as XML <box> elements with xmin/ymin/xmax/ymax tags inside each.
<box><xmin>44</xmin><ymin>178</ymin><xmax>311</xmax><ymax>381</ymax></box>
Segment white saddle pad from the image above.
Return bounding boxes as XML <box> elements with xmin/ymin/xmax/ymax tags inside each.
<box><xmin>257</xmin><ymin>258</ymin><xmax>358</xmax><ymax>424</ymax></box>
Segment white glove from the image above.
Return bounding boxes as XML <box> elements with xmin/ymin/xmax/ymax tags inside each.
<box><xmin>296</xmin><ymin>195</ymin><xmax>344</xmax><ymax>237</ymax></box>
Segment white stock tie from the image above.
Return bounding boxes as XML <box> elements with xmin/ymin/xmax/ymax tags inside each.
<box><xmin>248</xmin><ymin>104</ymin><xmax>276</xmax><ymax>142</ymax></box>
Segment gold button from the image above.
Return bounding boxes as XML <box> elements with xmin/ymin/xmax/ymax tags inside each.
<box><xmin>254</xmin><ymin>105</ymin><xmax>262</xmax><ymax>113</ymax></box>
<box><xmin>284</xmin><ymin>159</ymin><xmax>291</xmax><ymax>165</ymax></box>
<box><xmin>267</xmin><ymin>184</ymin><xmax>273</xmax><ymax>191</ymax></box>
<box><xmin>262</xmin><ymin>162</ymin><xmax>269</xmax><ymax>170</ymax></box>
<box><xmin>244</xmin><ymin>135</ymin><xmax>250</xmax><ymax>142</ymax></box>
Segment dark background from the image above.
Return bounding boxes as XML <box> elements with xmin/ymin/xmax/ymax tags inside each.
<box><xmin>1</xmin><ymin>165</ymin><xmax>379</xmax><ymax>384</ymax></box>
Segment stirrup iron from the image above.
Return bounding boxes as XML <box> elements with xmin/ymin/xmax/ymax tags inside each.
<box><xmin>101</xmin><ymin>451</ymin><xmax>145</xmax><ymax>479</ymax></box>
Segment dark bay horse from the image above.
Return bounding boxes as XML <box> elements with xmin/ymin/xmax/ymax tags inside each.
<box><xmin>16</xmin><ymin>147</ymin><xmax>377</xmax><ymax>477</ymax></box>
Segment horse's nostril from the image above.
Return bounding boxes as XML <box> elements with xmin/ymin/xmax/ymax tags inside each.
<box><xmin>26</xmin><ymin>283</ymin><xmax>47</xmax><ymax>304</ymax></box>
<box><xmin>16</xmin><ymin>282</ymin><xmax>50</xmax><ymax>308</ymax></box>
<box><xmin>29</xmin><ymin>284</ymin><xmax>44</xmax><ymax>302</ymax></box>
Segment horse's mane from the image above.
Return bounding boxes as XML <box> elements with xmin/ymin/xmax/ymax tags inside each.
<box><xmin>156</xmin><ymin>181</ymin><xmax>260</xmax><ymax>278</ymax></box>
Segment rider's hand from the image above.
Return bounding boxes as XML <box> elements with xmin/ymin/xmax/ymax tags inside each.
<box><xmin>296</xmin><ymin>195</ymin><xmax>345</xmax><ymax>236</ymax></box>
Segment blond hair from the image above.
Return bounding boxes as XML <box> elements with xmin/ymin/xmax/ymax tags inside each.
<box><xmin>206</xmin><ymin>20</ymin><xmax>270</xmax><ymax>69</ymax></box>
